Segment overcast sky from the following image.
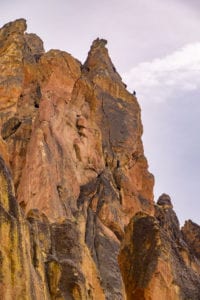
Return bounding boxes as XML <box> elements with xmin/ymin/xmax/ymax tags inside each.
<box><xmin>1</xmin><ymin>0</ymin><xmax>200</xmax><ymax>225</ymax></box>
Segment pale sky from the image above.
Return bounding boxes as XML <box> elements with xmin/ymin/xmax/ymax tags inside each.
<box><xmin>1</xmin><ymin>0</ymin><xmax>200</xmax><ymax>225</ymax></box>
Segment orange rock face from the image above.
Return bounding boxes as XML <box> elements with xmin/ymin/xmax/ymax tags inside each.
<box><xmin>182</xmin><ymin>219</ymin><xmax>200</xmax><ymax>260</ymax></box>
<box><xmin>119</xmin><ymin>195</ymin><xmax>200</xmax><ymax>300</ymax></box>
<box><xmin>0</xmin><ymin>19</ymin><xmax>199</xmax><ymax>300</ymax></box>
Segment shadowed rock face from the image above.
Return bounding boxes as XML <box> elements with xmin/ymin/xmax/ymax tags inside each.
<box><xmin>182</xmin><ymin>220</ymin><xmax>200</xmax><ymax>260</ymax></box>
<box><xmin>0</xmin><ymin>19</ymin><xmax>199</xmax><ymax>300</ymax></box>
<box><xmin>119</xmin><ymin>195</ymin><xmax>200</xmax><ymax>300</ymax></box>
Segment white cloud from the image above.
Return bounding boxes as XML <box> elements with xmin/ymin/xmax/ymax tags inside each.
<box><xmin>122</xmin><ymin>42</ymin><xmax>200</xmax><ymax>225</ymax></box>
<box><xmin>123</xmin><ymin>42</ymin><xmax>200</xmax><ymax>102</ymax></box>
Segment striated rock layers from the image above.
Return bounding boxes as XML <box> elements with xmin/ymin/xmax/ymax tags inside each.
<box><xmin>0</xmin><ymin>19</ymin><xmax>199</xmax><ymax>299</ymax></box>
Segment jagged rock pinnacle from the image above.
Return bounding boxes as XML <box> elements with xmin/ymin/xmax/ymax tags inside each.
<box><xmin>83</xmin><ymin>37</ymin><xmax>125</xmax><ymax>86</ymax></box>
<box><xmin>91</xmin><ymin>37</ymin><xmax>107</xmax><ymax>49</ymax></box>
<box><xmin>157</xmin><ymin>193</ymin><xmax>173</xmax><ymax>208</ymax></box>
<box><xmin>1</xmin><ymin>18</ymin><xmax>27</xmax><ymax>34</ymax></box>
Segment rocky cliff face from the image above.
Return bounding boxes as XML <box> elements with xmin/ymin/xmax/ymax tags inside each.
<box><xmin>119</xmin><ymin>194</ymin><xmax>200</xmax><ymax>299</ymax></box>
<box><xmin>0</xmin><ymin>19</ymin><xmax>199</xmax><ymax>300</ymax></box>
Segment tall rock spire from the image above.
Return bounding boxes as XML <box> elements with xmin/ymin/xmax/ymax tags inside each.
<box><xmin>0</xmin><ymin>19</ymin><xmax>199</xmax><ymax>300</ymax></box>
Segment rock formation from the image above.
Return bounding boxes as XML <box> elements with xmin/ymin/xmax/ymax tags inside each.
<box><xmin>0</xmin><ymin>19</ymin><xmax>199</xmax><ymax>299</ymax></box>
<box><xmin>119</xmin><ymin>194</ymin><xmax>200</xmax><ymax>299</ymax></box>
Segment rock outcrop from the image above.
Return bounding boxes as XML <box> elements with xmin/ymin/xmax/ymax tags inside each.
<box><xmin>0</xmin><ymin>19</ymin><xmax>199</xmax><ymax>300</ymax></box>
<box><xmin>182</xmin><ymin>220</ymin><xmax>200</xmax><ymax>260</ymax></box>
<box><xmin>119</xmin><ymin>194</ymin><xmax>200</xmax><ymax>300</ymax></box>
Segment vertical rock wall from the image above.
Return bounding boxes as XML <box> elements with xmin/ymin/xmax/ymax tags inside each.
<box><xmin>0</xmin><ymin>19</ymin><xmax>199</xmax><ymax>300</ymax></box>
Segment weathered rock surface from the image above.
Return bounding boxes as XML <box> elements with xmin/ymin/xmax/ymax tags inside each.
<box><xmin>0</xmin><ymin>19</ymin><xmax>199</xmax><ymax>300</ymax></box>
<box><xmin>182</xmin><ymin>219</ymin><xmax>200</xmax><ymax>260</ymax></box>
<box><xmin>119</xmin><ymin>194</ymin><xmax>200</xmax><ymax>300</ymax></box>
<box><xmin>0</xmin><ymin>157</ymin><xmax>50</xmax><ymax>299</ymax></box>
